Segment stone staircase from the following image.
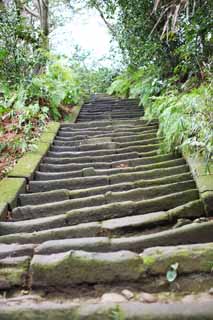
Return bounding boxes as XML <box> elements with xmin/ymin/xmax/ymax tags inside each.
<box><xmin>0</xmin><ymin>95</ymin><xmax>213</xmax><ymax>318</ymax></box>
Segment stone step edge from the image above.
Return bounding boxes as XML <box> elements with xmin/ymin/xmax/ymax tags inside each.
<box><xmin>1</xmin><ymin>299</ymin><xmax>213</xmax><ymax>320</ymax></box>
<box><xmin>29</xmin><ymin>242</ymin><xmax>213</xmax><ymax>287</ymax></box>
<box><xmin>0</xmin><ymin>199</ymin><xmax>204</xmax><ymax>244</ymax></box>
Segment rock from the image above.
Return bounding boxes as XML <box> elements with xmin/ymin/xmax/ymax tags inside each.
<box><xmin>121</xmin><ymin>289</ymin><xmax>134</xmax><ymax>300</ymax></box>
<box><xmin>193</xmin><ymin>217</ymin><xmax>208</xmax><ymax>223</ymax></box>
<box><xmin>139</xmin><ymin>292</ymin><xmax>157</xmax><ymax>303</ymax></box>
<box><xmin>209</xmin><ymin>288</ymin><xmax>213</xmax><ymax>295</ymax></box>
<box><xmin>182</xmin><ymin>295</ymin><xmax>196</xmax><ymax>303</ymax></box>
<box><xmin>101</xmin><ymin>293</ymin><xmax>127</xmax><ymax>303</ymax></box>
<box><xmin>173</xmin><ymin>218</ymin><xmax>192</xmax><ymax>229</ymax></box>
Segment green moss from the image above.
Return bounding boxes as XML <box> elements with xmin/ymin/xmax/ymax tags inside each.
<box><xmin>142</xmin><ymin>255</ymin><xmax>156</xmax><ymax>268</ymax></box>
<box><xmin>8</xmin><ymin>141</ymin><xmax>51</xmax><ymax>178</ymax></box>
<box><xmin>0</xmin><ymin>178</ymin><xmax>25</xmax><ymax>208</ymax></box>
<box><xmin>44</xmin><ymin>121</ymin><xmax>60</xmax><ymax>133</ymax></box>
<box><xmin>64</xmin><ymin>105</ymin><xmax>82</xmax><ymax>123</ymax></box>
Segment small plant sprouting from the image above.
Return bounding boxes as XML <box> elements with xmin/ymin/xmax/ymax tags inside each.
<box><xmin>166</xmin><ymin>262</ymin><xmax>179</xmax><ymax>283</ymax></box>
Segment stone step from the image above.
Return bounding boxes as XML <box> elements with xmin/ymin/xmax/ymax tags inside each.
<box><xmin>0</xmin><ymin>200</ymin><xmax>205</xmax><ymax>244</ymax></box>
<box><xmin>12</xmin><ymin>180</ymin><xmax>195</xmax><ymax>220</ymax></box>
<box><xmin>1</xmin><ymin>299</ymin><xmax>213</xmax><ymax>319</ymax></box>
<box><xmin>30</xmin><ymin>241</ymin><xmax>213</xmax><ymax>287</ymax></box>
<box><xmin>47</xmin><ymin>147</ymin><xmax>159</xmax><ymax>160</ymax></box>
<box><xmin>28</xmin><ymin>164</ymin><xmax>190</xmax><ymax>192</ymax></box>
<box><xmin>53</xmin><ymin>136</ymin><xmax>159</xmax><ymax>147</ymax></box>
<box><xmin>19</xmin><ymin>172</ymin><xmax>193</xmax><ymax>207</ymax></box>
<box><xmin>50</xmin><ymin>141</ymin><xmax>161</xmax><ymax>153</ymax></box>
<box><xmin>60</xmin><ymin>119</ymin><xmax>157</xmax><ymax>129</ymax></box>
<box><xmin>59</xmin><ymin>123</ymin><xmax>158</xmax><ymax>133</ymax></box>
<box><xmin>54</xmin><ymin>130</ymin><xmax>157</xmax><ymax>142</ymax></box>
<box><xmin>0</xmin><ymin>96</ymin><xmax>208</xmax><ymax>309</ymax></box>
<box><xmin>59</xmin><ymin>123</ymin><xmax>158</xmax><ymax>134</ymax></box>
<box><xmin>0</xmin><ymin>189</ymin><xmax>199</xmax><ymax>234</ymax></box>
<box><xmin>36</xmin><ymin>158</ymin><xmax>186</xmax><ymax>180</ymax></box>
<box><xmin>40</xmin><ymin>153</ymin><xmax>178</xmax><ymax>172</ymax></box>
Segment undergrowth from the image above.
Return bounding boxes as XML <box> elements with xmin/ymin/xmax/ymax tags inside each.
<box><xmin>107</xmin><ymin>66</ymin><xmax>213</xmax><ymax>164</ymax></box>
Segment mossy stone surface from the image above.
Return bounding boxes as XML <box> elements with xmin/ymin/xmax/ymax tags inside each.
<box><xmin>0</xmin><ymin>178</ymin><xmax>26</xmax><ymax>209</ymax></box>
<box><xmin>0</xmin><ymin>256</ymin><xmax>30</xmax><ymax>289</ymax></box>
<box><xmin>44</xmin><ymin>121</ymin><xmax>60</xmax><ymax>133</ymax></box>
<box><xmin>31</xmin><ymin>250</ymin><xmax>143</xmax><ymax>286</ymax></box>
<box><xmin>8</xmin><ymin>142</ymin><xmax>51</xmax><ymax>179</ymax></box>
<box><xmin>142</xmin><ymin>242</ymin><xmax>213</xmax><ymax>275</ymax></box>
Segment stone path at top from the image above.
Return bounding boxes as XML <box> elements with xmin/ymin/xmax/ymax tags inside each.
<box><xmin>0</xmin><ymin>95</ymin><xmax>213</xmax><ymax>317</ymax></box>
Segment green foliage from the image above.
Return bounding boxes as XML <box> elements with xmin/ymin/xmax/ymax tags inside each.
<box><xmin>28</xmin><ymin>56</ymin><xmax>87</xmax><ymax>120</ymax></box>
<box><xmin>108</xmin><ymin>65</ymin><xmax>213</xmax><ymax>161</ymax></box>
<box><xmin>109</xmin><ymin>305</ymin><xmax>125</xmax><ymax>320</ymax></box>
<box><xmin>146</xmin><ymin>83</ymin><xmax>213</xmax><ymax>161</ymax></box>
<box><xmin>0</xmin><ymin>6</ymin><xmax>42</xmax><ymax>85</ymax></box>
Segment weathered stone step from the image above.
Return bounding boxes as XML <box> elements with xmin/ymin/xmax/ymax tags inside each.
<box><xmin>19</xmin><ymin>172</ymin><xmax>193</xmax><ymax>208</ymax></box>
<box><xmin>40</xmin><ymin>153</ymin><xmax>177</xmax><ymax>172</ymax></box>
<box><xmin>53</xmin><ymin>136</ymin><xmax>159</xmax><ymax>147</ymax></box>
<box><xmin>60</xmin><ymin>119</ymin><xmax>157</xmax><ymax>129</ymax></box>
<box><xmin>30</xmin><ymin>242</ymin><xmax>213</xmax><ymax>287</ymax></box>
<box><xmin>1</xmin><ymin>300</ymin><xmax>213</xmax><ymax>320</ymax></box>
<box><xmin>55</xmin><ymin>130</ymin><xmax>157</xmax><ymax>142</ymax></box>
<box><xmin>28</xmin><ymin>164</ymin><xmax>190</xmax><ymax>192</ymax></box>
<box><xmin>12</xmin><ymin>180</ymin><xmax>195</xmax><ymax>220</ymax></box>
<box><xmin>43</xmin><ymin>151</ymin><xmax>141</xmax><ymax>165</ymax></box>
<box><xmin>59</xmin><ymin>124</ymin><xmax>158</xmax><ymax>134</ymax></box>
<box><xmin>77</xmin><ymin>114</ymin><xmax>143</xmax><ymax>121</ymax></box>
<box><xmin>0</xmin><ymin>243</ymin><xmax>35</xmax><ymax>259</ymax></box>
<box><xmin>38</xmin><ymin>158</ymin><xmax>185</xmax><ymax>177</ymax></box>
<box><xmin>78</xmin><ymin>111</ymin><xmax>142</xmax><ymax>116</ymax></box>
<box><xmin>36</xmin><ymin>158</ymin><xmax>186</xmax><ymax>180</ymax></box>
<box><xmin>19</xmin><ymin>189</ymin><xmax>70</xmax><ymax>206</ymax></box>
<box><xmin>0</xmin><ymin>200</ymin><xmax>205</xmax><ymax>244</ymax></box>
<box><xmin>47</xmin><ymin>146</ymin><xmax>159</xmax><ymax>160</ymax></box>
<box><xmin>0</xmin><ymin>189</ymin><xmax>199</xmax><ymax>234</ymax></box>
<box><xmin>0</xmin><ymin>256</ymin><xmax>30</xmax><ymax>290</ymax></box>
<box><xmin>50</xmin><ymin>141</ymin><xmax>161</xmax><ymax>153</ymax></box>
<box><xmin>58</xmin><ymin>125</ymin><xmax>158</xmax><ymax>136</ymax></box>
<box><xmin>68</xmin><ymin>172</ymin><xmax>193</xmax><ymax>199</ymax></box>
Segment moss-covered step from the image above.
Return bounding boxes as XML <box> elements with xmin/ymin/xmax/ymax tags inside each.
<box><xmin>30</xmin><ymin>250</ymin><xmax>142</xmax><ymax>286</ymax></box>
<box><xmin>30</xmin><ymin>242</ymin><xmax>213</xmax><ymax>287</ymax></box>
<box><xmin>43</xmin><ymin>121</ymin><xmax>60</xmax><ymax>134</ymax></box>
<box><xmin>0</xmin><ymin>178</ymin><xmax>26</xmax><ymax>211</ymax></box>
<box><xmin>0</xmin><ymin>255</ymin><xmax>30</xmax><ymax>290</ymax></box>
<box><xmin>8</xmin><ymin>143</ymin><xmax>52</xmax><ymax>180</ymax></box>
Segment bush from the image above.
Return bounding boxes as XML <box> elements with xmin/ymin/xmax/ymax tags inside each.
<box><xmin>108</xmin><ymin>66</ymin><xmax>213</xmax><ymax>162</ymax></box>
